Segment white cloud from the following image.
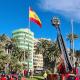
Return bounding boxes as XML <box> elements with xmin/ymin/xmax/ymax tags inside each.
<box><xmin>38</xmin><ymin>0</ymin><xmax>80</xmax><ymax>20</ymax></box>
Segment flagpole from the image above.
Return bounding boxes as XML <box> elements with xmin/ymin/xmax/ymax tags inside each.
<box><xmin>71</xmin><ymin>19</ymin><xmax>75</xmax><ymax>67</ymax></box>
<box><xmin>29</xmin><ymin>6</ymin><xmax>30</xmax><ymax>30</ymax></box>
<box><xmin>28</xmin><ymin>6</ymin><xmax>30</xmax><ymax>73</ymax></box>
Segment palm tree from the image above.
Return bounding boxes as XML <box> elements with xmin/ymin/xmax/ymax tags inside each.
<box><xmin>11</xmin><ymin>46</ymin><xmax>29</xmax><ymax>62</ymax></box>
<box><xmin>0</xmin><ymin>34</ymin><xmax>11</xmax><ymax>53</ymax></box>
<box><xmin>67</xmin><ymin>33</ymin><xmax>78</xmax><ymax>50</ymax></box>
<box><xmin>5</xmin><ymin>37</ymin><xmax>17</xmax><ymax>53</ymax></box>
<box><xmin>0</xmin><ymin>52</ymin><xmax>10</xmax><ymax>71</ymax></box>
<box><xmin>75</xmin><ymin>50</ymin><xmax>80</xmax><ymax>57</ymax></box>
<box><xmin>0</xmin><ymin>34</ymin><xmax>11</xmax><ymax>42</ymax></box>
<box><xmin>0</xmin><ymin>35</ymin><xmax>25</xmax><ymax>72</ymax></box>
<box><xmin>67</xmin><ymin>33</ymin><xmax>78</xmax><ymax>65</ymax></box>
<box><xmin>35</xmin><ymin>39</ymin><xmax>61</xmax><ymax>69</ymax></box>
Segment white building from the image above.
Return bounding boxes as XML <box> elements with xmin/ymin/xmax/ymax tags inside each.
<box><xmin>33</xmin><ymin>39</ymin><xmax>43</xmax><ymax>73</ymax></box>
<box><xmin>12</xmin><ymin>28</ymin><xmax>34</xmax><ymax>70</ymax></box>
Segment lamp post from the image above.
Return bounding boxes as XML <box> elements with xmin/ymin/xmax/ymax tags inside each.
<box><xmin>71</xmin><ymin>19</ymin><xmax>75</xmax><ymax>67</ymax></box>
<box><xmin>51</xmin><ymin>17</ymin><xmax>72</xmax><ymax>72</ymax></box>
<box><xmin>51</xmin><ymin>17</ymin><xmax>61</xmax><ymax>38</ymax></box>
<box><xmin>51</xmin><ymin>17</ymin><xmax>60</xmax><ymax>73</ymax></box>
<box><xmin>51</xmin><ymin>17</ymin><xmax>60</xmax><ymax>28</ymax></box>
<box><xmin>51</xmin><ymin>17</ymin><xmax>61</xmax><ymax>36</ymax></box>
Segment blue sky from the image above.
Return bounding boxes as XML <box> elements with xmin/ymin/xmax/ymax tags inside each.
<box><xmin>0</xmin><ymin>0</ymin><xmax>80</xmax><ymax>50</ymax></box>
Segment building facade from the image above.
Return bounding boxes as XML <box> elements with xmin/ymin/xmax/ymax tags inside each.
<box><xmin>33</xmin><ymin>39</ymin><xmax>43</xmax><ymax>73</ymax></box>
<box><xmin>12</xmin><ymin>28</ymin><xmax>34</xmax><ymax>70</ymax></box>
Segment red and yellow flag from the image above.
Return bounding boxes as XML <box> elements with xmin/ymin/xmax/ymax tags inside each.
<box><xmin>29</xmin><ymin>7</ymin><xmax>42</xmax><ymax>27</ymax></box>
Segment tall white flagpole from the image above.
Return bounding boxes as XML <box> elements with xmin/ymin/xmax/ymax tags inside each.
<box><xmin>28</xmin><ymin>6</ymin><xmax>30</xmax><ymax>51</ymax></box>
<box><xmin>28</xmin><ymin>6</ymin><xmax>30</xmax><ymax>72</ymax></box>
<box><xmin>29</xmin><ymin>6</ymin><xmax>30</xmax><ymax>30</ymax></box>
<box><xmin>71</xmin><ymin>19</ymin><xmax>75</xmax><ymax>67</ymax></box>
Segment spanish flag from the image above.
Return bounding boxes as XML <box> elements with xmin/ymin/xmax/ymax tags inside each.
<box><xmin>29</xmin><ymin>7</ymin><xmax>42</xmax><ymax>27</ymax></box>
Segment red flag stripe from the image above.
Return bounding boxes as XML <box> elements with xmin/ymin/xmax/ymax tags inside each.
<box><xmin>30</xmin><ymin>18</ymin><xmax>42</xmax><ymax>27</ymax></box>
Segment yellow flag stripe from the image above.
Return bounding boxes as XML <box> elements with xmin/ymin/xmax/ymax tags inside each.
<box><xmin>29</xmin><ymin>10</ymin><xmax>41</xmax><ymax>24</ymax></box>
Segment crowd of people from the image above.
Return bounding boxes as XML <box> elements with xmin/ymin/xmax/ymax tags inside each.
<box><xmin>0</xmin><ymin>69</ymin><xmax>32</xmax><ymax>80</ymax></box>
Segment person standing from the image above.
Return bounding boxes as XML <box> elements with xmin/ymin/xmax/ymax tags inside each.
<box><xmin>43</xmin><ymin>71</ymin><xmax>47</xmax><ymax>80</ymax></box>
<box><xmin>75</xmin><ymin>62</ymin><xmax>79</xmax><ymax>80</ymax></box>
<box><xmin>1</xmin><ymin>75</ymin><xmax>7</xmax><ymax>80</ymax></box>
<box><xmin>1</xmin><ymin>77</ymin><xmax>7</xmax><ymax>80</ymax></box>
<box><xmin>77</xmin><ymin>62</ymin><xmax>80</xmax><ymax>79</ymax></box>
<box><xmin>57</xmin><ymin>58</ymin><xmax>66</xmax><ymax>80</ymax></box>
<box><xmin>21</xmin><ymin>76</ymin><xmax>26</xmax><ymax>80</ymax></box>
<box><xmin>10</xmin><ymin>76</ymin><xmax>14</xmax><ymax>80</ymax></box>
<box><xmin>29</xmin><ymin>70</ymin><xmax>32</xmax><ymax>78</ymax></box>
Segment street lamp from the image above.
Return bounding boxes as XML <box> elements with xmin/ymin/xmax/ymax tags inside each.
<box><xmin>51</xmin><ymin>17</ymin><xmax>61</xmax><ymax>73</ymax></box>
<box><xmin>51</xmin><ymin>17</ymin><xmax>60</xmax><ymax>28</ymax></box>
<box><xmin>51</xmin><ymin>17</ymin><xmax>72</xmax><ymax>71</ymax></box>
